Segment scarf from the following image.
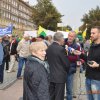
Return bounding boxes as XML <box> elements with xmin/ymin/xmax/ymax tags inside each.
<box><xmin>31</xmin><ymin>56</ymin><xmax>50</xmax><ymax>74</ymax></box>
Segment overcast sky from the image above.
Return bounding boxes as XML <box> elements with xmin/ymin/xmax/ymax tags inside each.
<box><xmin>28</xmin><ymin>0</ymin><xmax>100</xmax><ymax>29</ymax></box>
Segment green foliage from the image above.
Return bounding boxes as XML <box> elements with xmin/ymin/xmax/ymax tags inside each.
<box><xmin>57</xmin><ymin>25</ymin><xmax>72</xmax><ymax>31</ymax></box>
<box><xmin>66</xmin><ymin>25</ymin><xmax>72</xmax><ymax>31</ymax></box>
<box><xmin>82</xmin><ymin>6</ymin><xmax>100</xmax><ymax>26</ymax></box>
<box><xmin>32</xmin><ymin>0</ymin><xmax>62</xmax><ymax>31</ymax></box>
<box><xmin>81</xmin><ymin>6</ymin><xmax>100</xmax><ymax>39</ymax></box>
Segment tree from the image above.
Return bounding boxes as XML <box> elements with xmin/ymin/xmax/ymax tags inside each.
<box><xmin>32</xmin><ymin>0</ymin><xmax>62</xmax><ymax>31</ymax></box>
<box><xmin>80</xmin><ymin>6</ymin><xmax>100</xmax><ymax>39</ymax></box>
<box><xmin>57</xmin><ymin>25</ymin><xmax>72</xmax><ymax>31</ymax></box>
<box><xmin>66</xmin><ymin>25</ymin><xmax>72</xmax><ymax>31</ymax></box>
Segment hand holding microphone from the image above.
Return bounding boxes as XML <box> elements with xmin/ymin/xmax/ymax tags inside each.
<box><xmin>65</xmin><ymin>45</ymin><xmax>75</xmax><ymax>54</ymax></box>
<box><xmin>65</xmin><ymin>45</ymin><xmax>82</xmax><ymax>55</ymax></box>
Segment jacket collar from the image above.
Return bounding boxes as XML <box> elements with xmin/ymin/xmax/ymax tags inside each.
<box><xmin>28</xmin><ymin>55</ymin><xmax>50</xmax><ymax>73</ymax></box>
<box><xmin>91</xmin><ymin>43</ymin><xmax>100</xmax><ymax>48</ymax></box>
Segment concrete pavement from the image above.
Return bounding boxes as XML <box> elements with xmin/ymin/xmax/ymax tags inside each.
<box><xmin>0</xmin><ymin>80</ymin><xmax>23</xmax><ymax>100</ymax></box>
<box><xmin>0</xmin><ymin>61</ymin><xmax>87</xmax><ymax>99</ymax></box>
<box><xmin>0</xmin><ymin>62</ymin><xmax>18</xmax><ymax>90</ymax></box>
<box><xmin>0</xmin><ymin>61</ymin><xmax>24</xmax><ymax>90</ymax></box>
<box><xmin>0</xmin><ymin>79</ymin><xmax>87</xmax><ymax>100</ymax></box>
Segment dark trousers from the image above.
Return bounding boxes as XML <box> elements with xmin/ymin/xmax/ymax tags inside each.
<box><xmin>3</xmin><ymin>59</ymin><xmax>9</xmax><ymax>70</ymax></box>
<box><xmin>0</xmin><ymin>63</ymin><xmax>4</xmax><ymax>83</ymax></box>
<box><xmin>49</xmin><ymin>82</ymin><xmax>65</xmax><ymax>100</ymax></box>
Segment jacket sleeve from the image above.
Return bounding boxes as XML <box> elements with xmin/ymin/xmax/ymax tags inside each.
<box><xmin>17</xmin><ymin>41</ymin><xmax>22</xmax><ymax>54</ymax></box>
<box><xmin>31</xmin><ymin>64</ymin><xmax>50</xmax><ymax>100</ymax></box>
<box><xmin>99</xmin><ymin>63</ymin><xmax>100</xmax><ymax>69</ymax></box>
<box><xmin>68</xmin><ymin>45</ymin><xmax>80</xmax><ymax>62</ymax></box>
<box><xmin>0</xmin><ymin>45</ymin><xmax>4</xmax><ymax>65</ymax></box>
<box><xmin>37</xmin><ymin>76</ymin><xmax>50</xmax><ymax>100</ymax></box>
<box><xmin>59</xmin><ymin>48</ymin><xmax>70</xmax><ymax>72</ymax></box>
<box><xmin>80</xmin><ymin>53</ymin><xmax>87</xmax><ymax>62</ymax></box>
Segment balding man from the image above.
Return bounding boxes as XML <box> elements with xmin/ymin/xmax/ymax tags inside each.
<box><xmin>65</xmin><ymin>31</ymin><xmax>80</xmax><ymax>100</ymax></box>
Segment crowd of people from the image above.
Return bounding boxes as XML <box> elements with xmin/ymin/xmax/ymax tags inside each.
<box><xmin>0</xmin><ymin>26</ymin><xmax>100</xmax><ymax>100</ymax></box>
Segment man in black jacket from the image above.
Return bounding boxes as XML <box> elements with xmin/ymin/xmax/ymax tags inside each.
<box><xmin>76</xmin><ymin>26</ymin><xmax>100</xmax><ymax>100</ymax></box>
<box><xmin>85</xmin><ymin>26</ymin><xmax>100</xmax><ymax>100</ymax></box>
<box><xmin>2</xmin><ymin>35</ymin><xmax>10</xmax><ymax>70</ymax></box>
<box><xmin>46</xmin><ymin>32</ymin><xmax>70</xmax><ymax>100</ymax></box>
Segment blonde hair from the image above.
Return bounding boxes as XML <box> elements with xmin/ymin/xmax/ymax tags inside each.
<box><xmin>30</xmin><ymin>41</ymin><xmax>47</xmax><ymax>53</ymax></box>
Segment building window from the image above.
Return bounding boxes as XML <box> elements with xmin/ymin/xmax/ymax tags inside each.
<box><xmin>7</xmin><ymin>4</ymin><xmax>9</xmax><ymax>10</ymax></box>
<box><xmin>3</xmin><ymin>11</ymin><xmax>6</xmax><ymax>17</ymax></box>
<box><xmin>8</xmin><ymin>5</ymin><xmax>11</xmax><ymax>11</ymax></box>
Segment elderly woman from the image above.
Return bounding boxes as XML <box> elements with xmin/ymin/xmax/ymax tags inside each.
<box><xmin>23</xmin><ymin>41</ymin><xmax>50</xmax><ymax>100</ymax></box>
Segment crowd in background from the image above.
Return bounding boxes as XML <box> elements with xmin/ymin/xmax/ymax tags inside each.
<box><xmin>0</xmin><ymin>26</ymin><xmax>100</xmax><ymax>100</ymax></box>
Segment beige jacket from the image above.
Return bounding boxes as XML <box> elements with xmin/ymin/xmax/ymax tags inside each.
<box><xmin>17</xmin><ymin>39</ymin><xmax>30</xmax><ymax>58</ymax></box>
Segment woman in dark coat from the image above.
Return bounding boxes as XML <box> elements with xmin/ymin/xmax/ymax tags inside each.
<box><xmin>2</xmin><ymin>35</ymin><xmax>10</xmax><ymax>70</ymax></box>
<box><xmin>23</xmin><ymin>41</ymin><xmax>50</xmax><ymax>100</ymax></box>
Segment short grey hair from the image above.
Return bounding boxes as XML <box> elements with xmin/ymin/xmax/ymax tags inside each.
<box><xmin>69</xmin><ymin>31</ymin><xmax>77</xmax><ymax>37</ymax></box>
<box><xmin>53</xmin><ymin>32</ymin><xmax>64</xmax><ymax>41</ymax></box>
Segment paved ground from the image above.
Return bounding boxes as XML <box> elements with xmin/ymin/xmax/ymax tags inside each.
<box><xmin>0</xmin><ymin>79</ymin><xmax>87</xmax><ymax>100</ymax></box>
<box><xmin>0</xmin><ymin>62</ymin><xmax>18</xmax><ymax>90</ymax></box>
<box><xmin>0</xmin><ymin>61</ymin><xmax>87</xmax><ymax>100</ymax></box>
<box><xmin>0</xmin><ymin>61</ymin><xmax>24</xmax><ymax>90</ymax></box>
<box><xmin>0</xmin><ymin>80</ymin><xmax>23</xmax><ymax>100</ymax></box>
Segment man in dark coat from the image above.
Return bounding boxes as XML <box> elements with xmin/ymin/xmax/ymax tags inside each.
<box><xmin>2</xmin><ymin>35</ymin><xmax>10</xmax><ymax>70</ymax></box>
<box><xmin>46</xmin><ymin>32</ymin><xmax>70</xmax><ymax>100</ymax></box>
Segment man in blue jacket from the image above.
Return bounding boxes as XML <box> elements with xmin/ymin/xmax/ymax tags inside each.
<box><xmin>65</xmin><ymin>31</ymin><xmax>80</xmax><ymax>100</ymax></box>
<box><xmin>0</xmin><ymin>36</ymin><xmax>4</xmax><ymax>83</ymax></box>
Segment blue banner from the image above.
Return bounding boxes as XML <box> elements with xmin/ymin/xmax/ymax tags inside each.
<box><xmin>0</xmin><ymin>24</ymin><xmax>13</xmax><ymax>36</ymax></box>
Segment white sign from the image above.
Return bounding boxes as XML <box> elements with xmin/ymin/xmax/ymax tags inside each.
<box><xmin>57</xmin><ymin>31</ymin><xmax>69</xmax><ymax>38</ymax></box>
<box><xmin>24</xmin><ymin>31</ymin><xmax>37</xmax><ymax>37</ymax></box>
<box><xmin>57</xmin><ymin>23</ymin><xmax>63</xmax><ymax>27</ymax></box>
<box><xmin>46</xmin><ymin>30</ymin><xmax>55</xmax><ymax>36</ymax></box>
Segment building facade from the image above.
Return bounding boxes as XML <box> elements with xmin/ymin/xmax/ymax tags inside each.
<box><xmin>0</xmin><ymin>0</ymin><xmax>34</xmax><ymax>32</ymax></box>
